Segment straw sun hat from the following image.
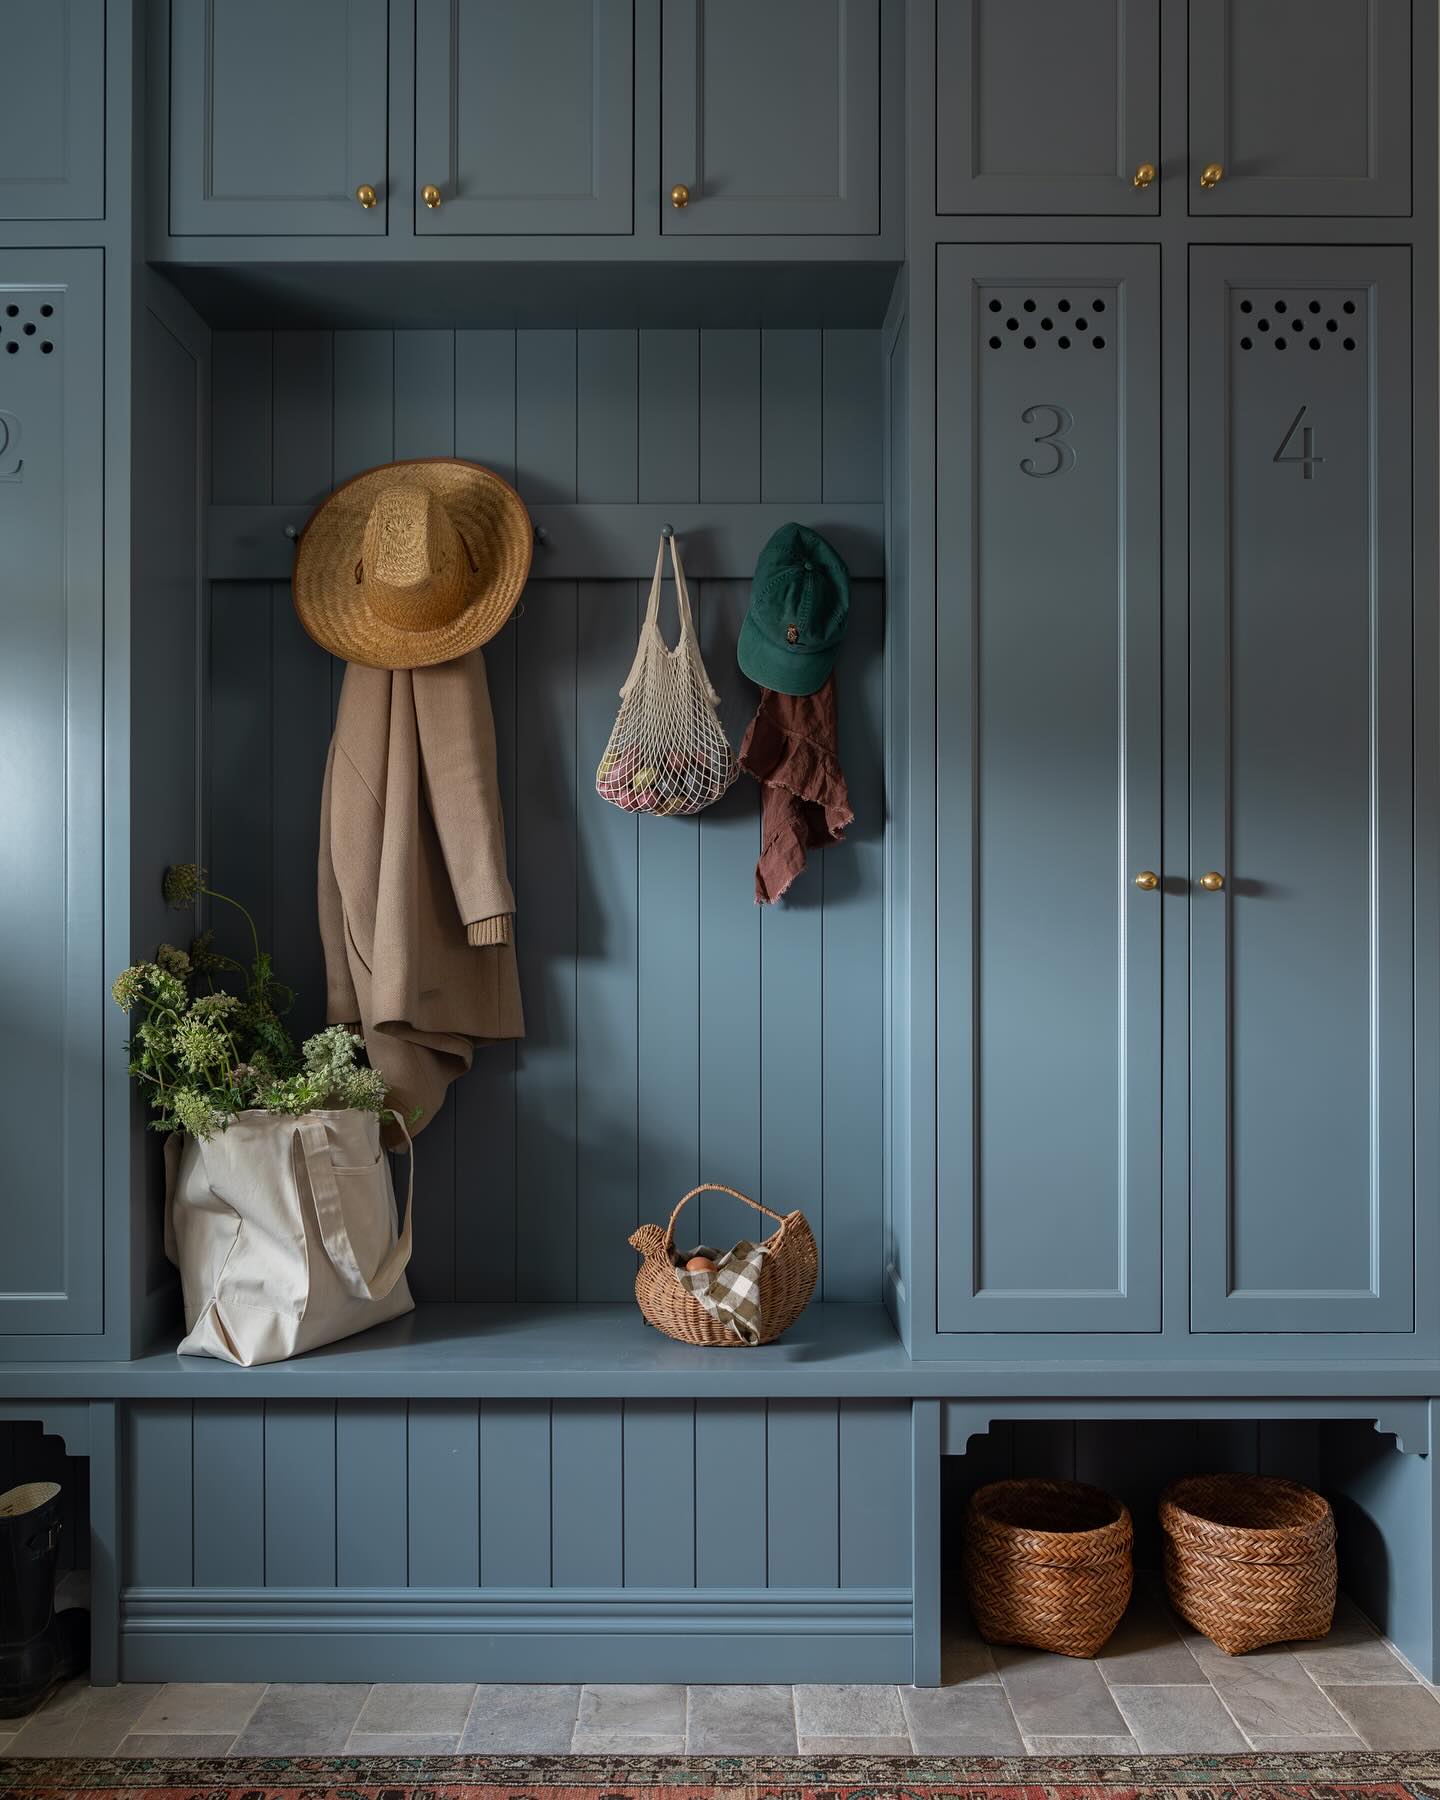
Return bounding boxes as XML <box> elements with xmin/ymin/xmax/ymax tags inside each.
<box><xmin>293</xmin><ymin>458</ymin><xmax>532</xmax><ymax>669</ymax></box>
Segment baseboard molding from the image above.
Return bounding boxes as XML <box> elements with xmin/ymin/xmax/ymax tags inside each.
<box><xmin>121</xmin><ymin>1585</ymin><xmax>914</xmax><ymax>1683</ymax></box>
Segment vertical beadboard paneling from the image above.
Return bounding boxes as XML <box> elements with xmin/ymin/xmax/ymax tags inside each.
<box><xmin>761</xmin><ymin>330</ymin><xmax>824</xmax><ymax>499</ymax></box>
<box><xmin>264</xmin><ymin>1403</ymin><xmax>336</xmax><ymax>1587</ymax></box>
<box><xmin>192</xmin><ymin>1403</ymin><xmax>264</xmax><ymax>1587</ymax></box>
<box><xmin>623</xmin><ymin>1401</ymin><xmax>696</xmax><ymax>1586</ymax></box>
<box><xmin>577</xmin><ymin>330</ymin><xmax>639</xmax><ymax>503</ymax></box>
<box><xmin>407</xmin><ymin>1402</ymin><xmax>481</xmax><ymax>1588</ymax></box>
<box><xmin>336</xmin><ymin>1403</ymin><xmax>408</xmax><ymax>1587</ymax></box>
<box><xmin>766</xmin><ymin>1401</ymin><xmax>840</xmax><ymax>1587</ymax></box>
<box><xmin>821</xmin><ymin>579</ymin><xmax>886</xmax><ymax>1297</ymax></box>
<box><xmin>551</xmin><ymin>1401</ymin><xmax>623</xmax><ymax>1587</ymax></box>
<box><xmin>479</xmin><ymin>1402</ymin><xmax>552</xmax><ymax>1586</ymax></box>
<box><xmin>638</xmin><ymin>330</ymin><xmax>699</xmax><ymax>501</ymax></box>
<box><xmin>515</xmin><ymin>587</ymin><xmax>581</xmax><ymax>1299</ymax></box>
<box><xmin>125</xmin><ymin>1405</ymin><xmax>193</xmax><ymax>1587</ymax></box>
<box><xmin>206</xmin><ymin>324</ymin><xmax>884</xmax><ymax>1305</ymax></box>
<box><xmin>516</xmin><ymin>330</ymin><xmax>578</xmax><ymax>503</ymax></box>
<box><xmin>695</xmin><ymin>1402</ymin><xmax>767</xmax><ymax>1587</ymax></box>
<box><xmin>700</xmin><ymin>330</ymin><xmax>761</xmax><ymax>503</ymax></box>
<box><xmin>455</xmin><ymin>330</ymin><xmax>517</xmax><ymax>483</ymax></box>
<box><xmin>697</xmin><ymin>580</ymin><xmax>761</xmax><ymax>1250</ymax></box>
<box><xmin>575</xmin><ymin>582</ymin><xmax>642</xmax><ymax>1297</ymax></box>
<box><xmin>839</xmin><ymin>1401</ymin><xmax>911</xmax><ymax>1588</ymax></box>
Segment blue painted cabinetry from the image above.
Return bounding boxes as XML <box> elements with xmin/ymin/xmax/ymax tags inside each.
<box><xmin>1188</xmin><ymin>1</ymin><xmax>1411</xmax><ymax>217</ymax></box>
<box><xmin>1188</xmin><ymin>248</ymin><xmax>1414</xmax><ymax>1333</ymax></box>
<box><xmin>0</xmin><ymin>250</ymin><xmax>105</xmax><ymax>1336</ymax></box>
<box><xmin>169</xmin><ymin>0</ymin><xmax>389</xmax><ymax>236</ymax></box>
<box><xmin>415</xmin><ymin>0</ymin><xmax>634</xmax><ymax>234</ymax></box>
<box><xmin>0</xmin><ymin>0</ymin><xmax>105</xmax><ymax>221</ymax></box>
<box><xmin>935</xmin><ymin>1</ymin><xmax>1159</xmax><ymax>216</ymax></box>
<box><xmin>660</xmin><ymin>0</ymin><xmax>880</xmax><ymax>235</ymax></box>
<box><xmin>934</xmin><ymin>246</ymin><xmax>1162</xmax><ymax>1333</ymax></box>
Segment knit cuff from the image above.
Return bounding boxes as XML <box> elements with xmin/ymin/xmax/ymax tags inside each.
<box><xmin>467</xmin><ymin>914</ymin><xmax>513</xmax><ymax>948</ymax></box>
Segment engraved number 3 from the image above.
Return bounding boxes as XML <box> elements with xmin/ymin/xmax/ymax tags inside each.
<box><xmin>1020</xmin><ymin>403</ymin><xmax>1075</xmax><ymax>478</ymax></box>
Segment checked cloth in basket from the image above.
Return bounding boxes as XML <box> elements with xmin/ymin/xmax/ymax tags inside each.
<box><xmin>676</xmin><ymin>1240</ymin><xmax>767</xmax><ymax>1344</ymax></box>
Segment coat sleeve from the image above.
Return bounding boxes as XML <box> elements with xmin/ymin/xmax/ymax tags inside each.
<box><xmin>413</xmin><ymin>648</ymin><xmax>517</xmax><ymax>943</ymax></box>
<box><xmin>316</xmin><ymin>734</ymin><xmax>362</xmax><ymax>1023</ymax></box>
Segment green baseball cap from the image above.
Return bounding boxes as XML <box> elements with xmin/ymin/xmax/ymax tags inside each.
<box><xmin>737</xmin><ymin>522</ymin><xmax>851</xmax><ymax>696</ymax></box>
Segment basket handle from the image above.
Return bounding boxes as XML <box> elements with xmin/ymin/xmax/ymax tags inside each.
<box><xmin>663</xmin><ymin>1183</ymin><xmax>787</xmax><ymax>1252</ymax></box>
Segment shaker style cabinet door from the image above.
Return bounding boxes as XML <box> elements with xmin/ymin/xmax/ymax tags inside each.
<box><xmin>0</xmin><ymin>251</ymin><xmax>104</xmax><ymax>1335</ymax></box>
<box><xmin>661</xmin><ymin>0</ymin><xmax>879</xmax><ymax>235</ymax></box>
<box><xmin>1189</xmin><ymin>248</ymin><xmax>1413</xmax><ymax>1332</ymax></box>
<box><xmin>936</xmin><ymin>0</ymin><xmax>1159</xmax><ymax>215</ymax></box>
<box><xmin>935</xmin><ymin>246</ymin><xmax>1162</xmax><ymax>1333</ymax></box>
<box><xmin>169</xmin><ymin>0</ymin><xmax>389</xmax><ymax>236</ymax></box>
<box><xmin>414</xmin><ymin>0</ymin><xmax>633</xmax><ymax>235</ymax></box>
<box><xmin>1189</xmin><ymin>0</ymin><xmax>1411</xmax><ymax>216</ymax></box>
<box><xmin>0</xmin><ymin>0</ymin><xmax>104</xmax><ymax>221</ymax></box>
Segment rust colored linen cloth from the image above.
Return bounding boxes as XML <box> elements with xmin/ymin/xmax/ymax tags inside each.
<box><xmin>318</xmin><ymin>647</ymin><xmax>524</xmax><ymax>1136</ymax></box>
<box><xmin>737</xmin><ymin>675</ymin><xmax>854</xmax><ymax>904</ymax></box>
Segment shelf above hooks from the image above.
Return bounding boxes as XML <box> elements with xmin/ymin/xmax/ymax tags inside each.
<box><xmin>211</xmin><ymin>502</ymin><xmax>885</xmax><ymax>583</ymax></box>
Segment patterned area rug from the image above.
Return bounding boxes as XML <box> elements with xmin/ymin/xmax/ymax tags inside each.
<box><xmin>3</xmin><ymin>1751</ymin><xmax>1440</xmax><ymax>1798</ymax></box>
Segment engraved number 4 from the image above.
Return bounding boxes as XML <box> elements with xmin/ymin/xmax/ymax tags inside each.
<box><xmin>1273</xmin><ymin>404</ymin><xmax>1324</xmax><ymax>480</ymax></box>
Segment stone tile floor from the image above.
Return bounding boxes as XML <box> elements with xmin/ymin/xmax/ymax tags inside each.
<box><xmin>3</xmin><ymin>1590</ymin><xmax>1439</xmax><ymax>1757</ymax></box>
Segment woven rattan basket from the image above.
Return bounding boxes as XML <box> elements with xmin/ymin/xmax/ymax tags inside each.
<box><xmin>964</xmin><ymin>1478</ymin><xmax>1134</xmax><ymax>1658</ymax></box>
<box><xmin>1160</xmin><ymin>1473</ymin><xmax>1336</xmax><ymax>1655</ymax></box>
<box><xmin>628</xmin><ymin>1184</ymin><xmax>817</xmax><ymax>1347</ymax></box>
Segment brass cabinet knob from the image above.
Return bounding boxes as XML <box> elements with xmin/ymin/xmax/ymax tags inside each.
<box><xmin>1199</xmin><ymin>162</ymin><xmax>1224</xmax><ymax>189</ymax></box>
<box><xmin>421</xmin><ymin>184</ymin><xmax>442</xmax><ymax>209</ymax></box>
<box><xmin>1133</xmin><ymin>870</ymin><xmax>1160</xmax><ymax>891</ymax></box>
<box><xmin>670</xmin><ymin>182</ymin><xmax>690</xmax><ymax>209</ymax></box>
<box><xmin>1199</xmin><ymin>871</ymin><xmax>1225</xmax><ymax>891</ymax></box>
<box><xmin>355</xmin><ymin>183</ymin><xmax>378</xmax><ymax>209</ymax></box>
<box><xmin>1132</xmin><ymin>162</ymin><xmax>1157</xmax><ymax>190</ymax></box>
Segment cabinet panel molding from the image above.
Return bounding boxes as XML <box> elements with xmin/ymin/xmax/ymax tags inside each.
<box><xmin>935</xmin><ymin>244</ymin><xmax>1162</xmax><ymax>1334</ymax></box>
<box><xmin>1188</xmin><ymin>247</ymin><xmax>1414</xmax><ymax>1332</ymax></box>
<box><xmin>0</xmin><ymin>0</ymin><xmax>104</xmax><ymax>221</ymax></box>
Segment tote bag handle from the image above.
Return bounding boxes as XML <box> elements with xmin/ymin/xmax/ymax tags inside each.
<box><xmin>296</xmin><ymin>1112</ymin><xmax>415</xmax><ymax>1302</ymax></box>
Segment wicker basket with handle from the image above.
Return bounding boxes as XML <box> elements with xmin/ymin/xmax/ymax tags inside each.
<box><xmin>964</xmin><ymin>1478</ymin><xmax>1134</xmax><ymax>1658</ymax></box>
<box><xmin>628</xmin><ymin>1183</ymin><xmax>817</xmax><ymax>1347</ymax></box>
<box><xmin>1160</xmin><ymin>1473</ymin><xmax>1336</xmax><ymax>1655</ymax></box>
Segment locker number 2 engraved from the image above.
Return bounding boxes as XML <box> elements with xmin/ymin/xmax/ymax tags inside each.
<box><xmin>1272</xmin><ymin>404</ymin><xmax>1324</xmax><ymax>480</ymax></box>
<box><xmin>1020</xmin><ymin>404</ymin><xmax>1075</xmax><ymax>478</ymax></box>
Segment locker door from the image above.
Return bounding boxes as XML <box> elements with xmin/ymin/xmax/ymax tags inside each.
<box><xmin>1189</xmin><ymin>247</ymin><xmax>1413</xmax><ymax>1332</ymax></box>
<box><xmin>936</xmin><ymin>246</ymin><xmax>1162</xmax><ymax>1333</ymax></box>
<box><xmin>0</xmin><ymin>250</ymin><xmax>104</xmax><ymax>1334</ymax></box>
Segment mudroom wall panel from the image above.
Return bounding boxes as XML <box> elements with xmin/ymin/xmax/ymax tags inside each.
<box><xmin>123</xmin><ymin>1398</ymin><xmax>912</xmax><ymax>1592</ymax></box>
<box><xmin>204</xmin><ymin>328</ymin><xmax>885</xmax><ymax>1304</ymax></box>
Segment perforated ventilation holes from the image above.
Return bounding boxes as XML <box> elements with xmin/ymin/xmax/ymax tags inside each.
<box><xmin>1236</xmin><ymin>294</ymin><xmax>1360</xmax><ymax>353</ymax></box>
<box><xmin>985</xmin><ymin>293</ymin><xmax>1110</xmax><ymax>352</ymax></box>
<box><xmin>2</xmin><ymin>297</ymin><xmax>57</xmax><ymax>358</ymax></box>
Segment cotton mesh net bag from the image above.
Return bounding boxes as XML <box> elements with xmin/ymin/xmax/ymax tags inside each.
<box><xmin>596</xmin><ymin>532</ymin><xmax>738</xmax><ymax>816</ymax></box>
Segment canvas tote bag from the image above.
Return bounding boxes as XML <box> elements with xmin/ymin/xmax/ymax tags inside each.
<box><xmin>595</xmin><ymin>532</ymin><xmax>737</xmax><ymax>815</ymax></box>
<box><xmin>164</xmin><ymin>1109</ymin><xmax>414</xmax><ymax>1365</ymax></box>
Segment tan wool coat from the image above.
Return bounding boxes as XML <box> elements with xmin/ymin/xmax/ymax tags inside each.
<box><xmin>318</xmin><ymin>647</ymin><xmax>524</xmax><ymax>1135</ymax></box>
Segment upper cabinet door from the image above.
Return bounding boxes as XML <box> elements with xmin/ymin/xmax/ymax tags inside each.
<box><xmin>936</xmin><ymin>1</ymin><xmax>1159</xmax><ymax>215</ymax></box>
<box><xmin>1189</xmin><ymin>0</ymin><xmax>1411</xmax><ymax>216</ymax></box>
<box><xmin>414</xmin><ymin>0</ymin><xmax>633</xmax><ymax>235</ymax></box>
<box><xmin>935</xmin><ymin>245</ymin><xmax>1162</xmax><ymax>1334</ymax></box>
<box><xmin>661</xmin><ymin>0</ymin><xmax>880</xmax><ymax>235</ymax></box>
<box><xmin>0</xmin><ymin>0</ymin><xmax>104</xmax><ymax>221</ymax></box>
<box><xmin>1189</xmin><ymin>248</ymin><xmax>1413</xmax><ymax>1332</ymax></box>
<box><xmin>169</xmin><ymin>0</ymin><xmax>389</xmax><ymax>236</ymax></box>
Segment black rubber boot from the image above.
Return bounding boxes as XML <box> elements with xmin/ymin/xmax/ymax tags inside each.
<box><xmin>0</xmin><ymin>1482</ymin><xmax>90</xmax><ymax>1719</ymax></box>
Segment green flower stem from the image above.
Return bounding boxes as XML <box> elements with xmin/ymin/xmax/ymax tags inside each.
<box><xmin>200</xmin><ymin>881</ymin><xmax>261</xmax><ymax>973</ymax></box>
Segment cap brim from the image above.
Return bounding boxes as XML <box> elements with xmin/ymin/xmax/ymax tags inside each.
<box><xmin>736</xmin><ymin>612</ymin><xmax>836</xmax><ymax>696</ymax></box>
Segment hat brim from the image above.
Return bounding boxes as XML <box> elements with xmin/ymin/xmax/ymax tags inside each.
<box><xmin>293</xmin><ymin>458</ymin><xmax>532</xmax><ymax>669</ymax></box>
<box><xmin>736</xmin><ymin>612</ymin><xmax>837</xmax><ymax>696</ymax></box>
